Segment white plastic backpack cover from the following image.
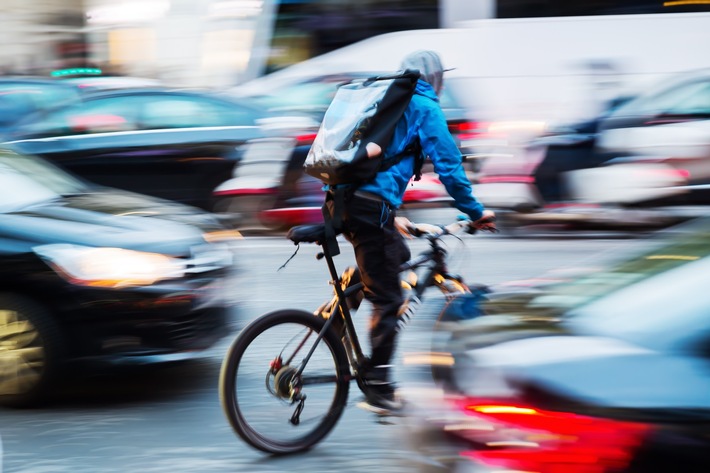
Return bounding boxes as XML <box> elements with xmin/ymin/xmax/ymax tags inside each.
<box><xmin>304</xmin><ymin>70</ymin><xmax>420</xmax><ymax>186</ymax></box>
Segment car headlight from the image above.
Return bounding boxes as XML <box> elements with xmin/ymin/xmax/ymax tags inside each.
<box><xmin>34</xmin><ymin>244</ymin><xmax>186</xmax><ymax>288</ymax></box>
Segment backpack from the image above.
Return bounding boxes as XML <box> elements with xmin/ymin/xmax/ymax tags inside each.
<box><xmin>303</xmin><ymin>69</ymin><xmax>424</xmax><ymax>256</ymax></box>
<box><xmin>303</xmin><ymin>69</ymin><xmax>422</xmax><ymax>186</ymax></box>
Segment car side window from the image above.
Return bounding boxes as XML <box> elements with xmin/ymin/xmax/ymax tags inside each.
<box><xmin>141</xmin><ymin>97</ymin><xmax>203</xmax><ymax>129</ymax></box>
<box><xmin>438</xmin><ymin>86</ymin><xmax>458</xmax><ymax>109</ymax></box>
<box><xmin>623</xmin><ymin>80</ymin><xmax>710</xmax><ymax>117</ymax></box>
<box><xmin>0</xmin><ymin>91</ymin><xmax>36</xmax><ymax>126</ymax></box>
<box><xmin>664</xmin><ymin>81</ymin><xmax>710</xmax><ymax>116</ymax></box>
<box><xmin>67</xmin><ymin>98</ymin><xmax>140</xmax><ymax>134</ymax></box>
<box><xmin>0</xmin><ymin>84</ymin><xmax>80</xmax><ymax>127</ymax></box>
<box><xmin>20</xmin><ymin>97</ymin><xmax>140</xmax><ymax>137</ymax></box>
<box><xmin>139</xmin><ymin>95</ymin><xmax>258</xmax><ymax>129</ymax></box>
<box><xmin>259</xmin><ymin>82</ymin><xmax>340</xmax><ymax>109</ymax></box>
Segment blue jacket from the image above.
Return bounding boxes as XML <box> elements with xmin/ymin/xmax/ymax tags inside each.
<box><xmin>358</xmin><ymin>80</ymin><xmax>485</xmax><ymax>221</ymax></box>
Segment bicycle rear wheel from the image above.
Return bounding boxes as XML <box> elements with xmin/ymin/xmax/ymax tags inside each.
<box><xmin>219</xmin><ymin>309</ymin><xmax>350</xmax><ymax>454</ymax></box>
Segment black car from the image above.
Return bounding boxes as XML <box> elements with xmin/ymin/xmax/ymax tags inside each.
<box><xmin>0</xmin><ymin>147</ymin><xmax>238</xmax><ymax>407</ymax></box>
<box><xmin>4</xmin><ymin>88</ymin><xmax>270</xmax><ymax>211</ymax></box>
<box><xmin>0</xmin><ymin>77</ymin><xmax>81</xmax><ymax>139</ymax></box>
<box><xmin>402</xmin><ymin>217</ymin><xmax>710</xmax><ymax>472</ymax></box>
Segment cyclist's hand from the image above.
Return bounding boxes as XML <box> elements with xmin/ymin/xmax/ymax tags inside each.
<box><xmin>471</xmin><ymin>210</ymin><xmax>498</xmax><ymax>233</ymax></box>
<box><xmin>395</xmin><ymin>216</ymin><xmax>415</xmax><ymax>239</ymax></box>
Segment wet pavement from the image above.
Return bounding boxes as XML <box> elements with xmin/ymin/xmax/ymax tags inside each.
<box><xmin>1</xmin><ymin>225</ymin><xmax>646</xmax><ymax>473</ymax></box>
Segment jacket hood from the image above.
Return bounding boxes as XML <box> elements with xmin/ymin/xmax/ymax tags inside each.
<box><xmin>400</xmin><ymin>50</ymin><xmax>445</xmax><ymax>95</ymax></box>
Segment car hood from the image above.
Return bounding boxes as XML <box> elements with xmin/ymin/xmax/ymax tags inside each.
<box><xmin>2</xmin><ymin>189</ymin><xmax>225</xmax><ymax>256</ymax></box>
<box><xmin>464</xmin><ymin>335</ymin><xmax>710</xmax><ymax>415</ymax></box>
<box><xmin>65</xmin><ymin>188</ymin><xmax>226</xmax><ymax>231</ymax></box>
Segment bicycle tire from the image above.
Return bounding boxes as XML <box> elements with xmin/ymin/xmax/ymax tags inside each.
<box><xmin>219</xmin><ymin>309</ymin><xmax>350</xmax><ymax>454</ymax></box>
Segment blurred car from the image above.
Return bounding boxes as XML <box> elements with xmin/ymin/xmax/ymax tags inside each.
<box><xmin>474</xmin><ymin>95</ymin><xmax>635</xmax><ymax>209</ymax></box>
<box><xmin>402</xmin><ymin>216</ymin><xmax>710</xmax><ymax>472</ymax></box>
<box><xmin>0</xmin><ymin>77</ymin><xmax>81</xmax><ymax>139</ymax></box>
<box><xmin>470</xmin><ymin>93</ymin><xmax>701</xmax><ymax>233</ymax></box>
<box><xmin>527</xmin><ymin>95</ymin><xmax>635</xmax><ymax>203</ymax></box>
<box><xmin>0</xmin><ymin>147</ymin><xmax>239</xmax><ymax>407</ymax></box>
<box><xmin>232</xmin><ymin>72</ymin><xmax>497</xmax><ymax>174</ymax></box>
<box><xmin>479</xmin><ymin>67</ymin><xmax>710</xmax><ymax>216</ymax></box>
<box><xmin>212</xmin><ymin>137</ymin><xmax>453</xmax><ymax>232</ymax></box>
<box><xmin>212</xmin><ymin>137</ymin><xmax>323</xmax><ymax>231</ymax></box>
<box><xmin>596</xmin><ymin>68</ymin><xmax>710</xmax><ymax>206</ymax></box>
<box><xmin>4</xmin><ymin>88</ymin><xmax>272</xmax><ymax>211</ymax></box>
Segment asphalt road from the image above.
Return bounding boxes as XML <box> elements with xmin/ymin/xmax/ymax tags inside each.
<box><xmin>1</xmin><ymin>217</ymin><xmax>652</xmax><ymax>473</ymax></box>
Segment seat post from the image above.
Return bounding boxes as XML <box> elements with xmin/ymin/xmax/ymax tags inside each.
<box><xmin>321</xmin><ymin>240</ymin><xmax>342</xmax><ymax>286</ymax></box>
<box><xmin>320</xmin><ymin>237</ymin><xmax>368</xmax><ymax>366</ymax></box>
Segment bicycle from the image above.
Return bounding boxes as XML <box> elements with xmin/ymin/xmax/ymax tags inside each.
<box><xmin>219</xmin><ymin>215</ymin><xmax>496</xmax><ymax>455</ymax></box>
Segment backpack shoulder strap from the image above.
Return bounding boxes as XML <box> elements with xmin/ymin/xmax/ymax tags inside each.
<box><xmin>379</xmin><ymin>137</ymin><xmax>424</xmax><ymax>181</ymax></box>
<box><xmin>320</xmin><ymin>185</ymin><xmax>356</xmax><ymax>257</ymax></box>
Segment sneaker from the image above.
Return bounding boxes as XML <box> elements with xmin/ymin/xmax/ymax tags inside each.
<box><xmin>360</xmin><ymin>381</ymin><xmax>404</xmax><ymax>415</ymax></box>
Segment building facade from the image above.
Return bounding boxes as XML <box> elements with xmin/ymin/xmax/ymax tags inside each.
<box><xmin>1</xmin><ymin>0</ymin><xmax>494</xmax><ymax>87</ymax></box>
<box><xmin>3</xmin><ymin>0</ymin><xmax>708</xmax><ymax>87</ymax></box>
<box><xmin>0</xmin><ymin>0</ymin><xmax>85</xmax><ymax>75</ymax></box>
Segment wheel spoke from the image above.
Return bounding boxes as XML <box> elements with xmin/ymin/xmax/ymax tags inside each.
<box><xmin>0</xmin><ymin>308</ymin><xmax>45</xmax><ymax>396</ymax></box>
<box><xmin>283</xmin><ymin>328</ymin><xmax>313</xmax><ymax>366</ymax></box>
<box><xmin>0</xmin><ymin>352</ymin><xmax>43</xmax><ymax>394</ymax></box>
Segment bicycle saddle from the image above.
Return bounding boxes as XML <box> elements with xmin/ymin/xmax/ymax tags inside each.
<box><xmin>287</xmin><ymin>224</ymin><xmax>327</xmax><ymax>244</ymax></box>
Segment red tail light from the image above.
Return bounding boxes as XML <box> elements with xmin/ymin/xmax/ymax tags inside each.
<box><xmin>295</xmin><ymin>133</ymin><xmax>318</xmax><ymax>146</ymax></box>
<box><xmin>644</xmin><ymin>167</ymin><xmax>690</xmax><ymax>181</ymax></box>
<box><xmin>448</xmin><ymin>121</ymin><xmax>490</xmax><ymax>140</ymax></box>
<box><xmin>453</xmin><ymin>399</ymin><xmax>651</xmax><ymax>473</ymax></box>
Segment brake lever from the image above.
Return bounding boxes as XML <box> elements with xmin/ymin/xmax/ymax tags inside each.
<box><xmin>468</xmin><ymin>216</ymin><xmax>498</xmax><ymax>234</ymax></box>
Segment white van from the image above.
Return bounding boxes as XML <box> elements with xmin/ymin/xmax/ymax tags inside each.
<box><xmin>236</xmin><ymin>12</ymin><xmax>710</xmax><ymax>127</ymax></box>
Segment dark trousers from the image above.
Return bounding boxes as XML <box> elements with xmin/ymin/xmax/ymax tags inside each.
<box><xmin>327</xmin><ymin>193</ymin><xmax>411</xmax><ymax>381</ymax></box>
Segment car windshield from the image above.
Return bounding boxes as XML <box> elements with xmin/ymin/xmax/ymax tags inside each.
<box><xmin>609</xmin><ymin>74</ymin><xmax>710</xmax><ymax>118</ymax></box>
<box><xmin>529</xmin><ymin>217</ymin><xmax>710</xmax><ymax>354</ymax></box>
<box><xmin>0</xmin><ymin>149</ymin><xmax>88</xmax><ymax>212</ymax></box>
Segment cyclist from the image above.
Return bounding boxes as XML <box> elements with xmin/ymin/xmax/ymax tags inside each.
<box><xmin>325</xmin><ymin>50</ymin><xmax>496</xmax><ymax>413</ymax></box>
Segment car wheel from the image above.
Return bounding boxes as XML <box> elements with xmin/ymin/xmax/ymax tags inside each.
<box><xmin>0</xmin><ymin>293</ymin><xmax>64</xmax><ymax>407</ymax></box>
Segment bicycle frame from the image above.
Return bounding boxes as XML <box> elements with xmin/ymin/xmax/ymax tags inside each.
<box><xmin>305</xmin><ymin>232</ymin><xmax>471</xmax><ymax>382</ymax></box>
<box><xmin>220</xmin><ymin>217</ymin><xmax>496</xmax><ymax>453</ymax></box>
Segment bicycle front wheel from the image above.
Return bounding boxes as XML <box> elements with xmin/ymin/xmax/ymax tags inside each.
<box><xmin>219</xmin><ymin>309</ymin><xmax>350</xmax><ymax>454</ymax></box>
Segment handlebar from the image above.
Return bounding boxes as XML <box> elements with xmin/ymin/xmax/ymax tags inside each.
<box><xmin>398</xmin><ymin>214</ymin><xmax>498</xmax><ymax>240</ymax></box>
